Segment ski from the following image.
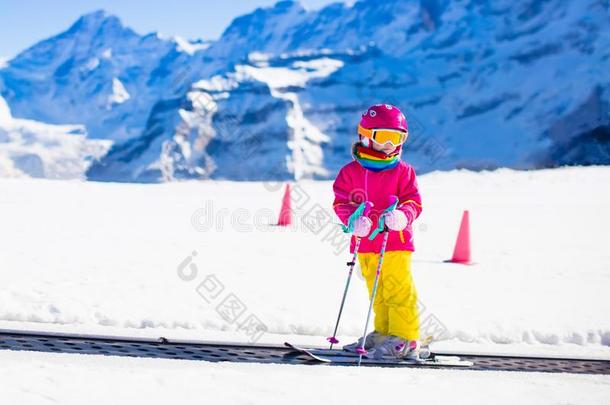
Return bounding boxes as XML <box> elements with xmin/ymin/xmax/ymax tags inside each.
<box><xmin>284</xmin><ymin>342</ymin><xmax>332</xmax><ymax>363</ymax></box>
<box><xmin>315</xmin><ymin>335</ymin><xmax>434</xmax><ymax>360</ymax></box>
<box><xmin>284</xmin><ymin>342</ymin><xmax>473</xmax><ymax>367</ymax></box>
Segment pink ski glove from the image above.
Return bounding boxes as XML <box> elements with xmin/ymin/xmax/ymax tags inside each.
<box><xmin>384</xmin><ymin>210</ymin><xmax>408</xmax><ymax>231</ymax></box>
<box><xmin>352</xmin><ymin>216</ymin><xmax>373</xmax><ymax>237</ymax></box>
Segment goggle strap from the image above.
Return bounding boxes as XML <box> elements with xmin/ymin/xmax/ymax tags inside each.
<box><xmin>357</xmin><ymin>125</ymin><xmax>374</xmax><ymax>139</ymax></box>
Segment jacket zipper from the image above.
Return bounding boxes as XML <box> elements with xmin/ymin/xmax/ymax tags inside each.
<box><xmin>364</xmin><ymin>169</ymin><xmax>369</xmax><ymax>200</ymax></box>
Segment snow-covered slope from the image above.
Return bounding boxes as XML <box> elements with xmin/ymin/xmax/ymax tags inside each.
<box><xmin>0</xmin><ymin>96</ymin><xmax>110</xmax><ymax>179</ymax></box>
<box><xmin>1</xmin><ymin>1</ymin><xmax>609</xmax><ymax>182</ymax></box>
<box><xmin>1</xmin><ymin>349</ymin><xmax>609</xmax><ymax>405</ymax></box>
<box><xmin>0</xmin><ymin>166</ymin><xmax>608</xmax><ymax>358</ymax></box>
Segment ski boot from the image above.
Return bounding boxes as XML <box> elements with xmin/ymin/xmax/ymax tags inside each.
<box><xmin>372</xmin><ymin>335</ymin><xmax>408</xmax><ymax>359</ymax></box>
<box><xmin>373</xmin><ymin>337</ymin><xmax>432</xmax><ymax>361</ymax></box>
<box><xmin>343</xmin><ymin>331</ymin><xmax>386</xmax><ymax>354</ymax></box>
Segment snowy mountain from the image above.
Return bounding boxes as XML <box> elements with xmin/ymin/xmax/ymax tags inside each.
<box><xmin>1</xmin><ymin>0</ymin><xmax>609</xmax><ymax>182</ymax></box>
<box><xmin>0</xmin><ymin>10</ymin><xmax>210</xmax><ymax>143</ymax></box>
<box><xmin>0</xmin><ymin>95</ymin><xmax>110</xmax><ymax>179</ymax></box>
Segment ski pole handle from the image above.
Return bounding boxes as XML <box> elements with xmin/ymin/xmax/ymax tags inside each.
<box><xmin>368</xmin><ymin>195</ymin><xmax>398</xmax><ymax>240</ymax></box>
<box><xmin>341</xmin><ymin>201</ymin><xmax>373</xmax><ymax>234</ymax></box>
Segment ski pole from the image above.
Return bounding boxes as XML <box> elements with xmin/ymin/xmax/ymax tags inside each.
<box><xmin>357</xmin><ymin>195</ymin><xmax>399</xmax><ymax>366</ymax></box>
<box><xmin>327</xmin><ymin>201</ymin><xmax>373</xmax><ymax>349</ymax></box>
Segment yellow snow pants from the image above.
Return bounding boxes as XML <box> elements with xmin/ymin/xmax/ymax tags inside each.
<box><xmin>358</xmin><ymin>251</ymin><xmax>420</xmax><ymax>341</ymax></box>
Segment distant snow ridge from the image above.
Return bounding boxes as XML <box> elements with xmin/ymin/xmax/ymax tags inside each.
<box><xmin>172</xmin><ymin>36</ymin><xmax>212</xmax><ymax>55</ymax></box>
<box><xmin>0</xmin><ymin>96</ymin><xmax>111</xmax><ymax>179</ymax></box>
<box><xmin>1</xmin><ymin>0</ymin><xmax>609</xmax><ymax>182</ymax></box>
<box><xmin>0</xmin><ymin>95</ymin><xmax>10</xmax><ymax>122</ymax></box>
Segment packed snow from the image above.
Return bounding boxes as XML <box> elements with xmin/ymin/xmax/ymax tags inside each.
<box><xmin>0</xmin><ymin>165</ymin><xmax>608</xmax><ymax>359</ymax></box>
<box><xmin>0</xmin><ymin>349</ymin><xmax>608</xmax><ymax>405</ymax></box>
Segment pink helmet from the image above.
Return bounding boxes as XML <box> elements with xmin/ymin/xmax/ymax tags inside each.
<box><xmin>359</xmin><ymin>104</ymin><xmax>408</xmax><ymax>133</ymax></box>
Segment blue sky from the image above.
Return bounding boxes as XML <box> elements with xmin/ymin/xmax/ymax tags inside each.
<box><xmin>0</xmin><ymin>0</ymin><xmax>339</xmax><ymax>59</ymax></box>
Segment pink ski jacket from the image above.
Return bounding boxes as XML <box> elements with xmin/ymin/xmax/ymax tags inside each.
<box><xmin>332</xmin><ymin>160</ymin><xmax>423</xmax><ymax>253</ymax></box>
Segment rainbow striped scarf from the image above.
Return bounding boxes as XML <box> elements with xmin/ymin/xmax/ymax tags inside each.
<box><xmin>352</xmin><ymin>142</ymin><xmax>402</xmax><ymax>172</ymax></box>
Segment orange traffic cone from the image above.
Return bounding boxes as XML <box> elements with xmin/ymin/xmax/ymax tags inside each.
<box><xmin>276</xmin><ymin>183</ymin><xmax>292</xmax><ymax>226</ymax></box>
<box><xmin>446</xmin><ymin>210</ymin><xmax>473</xmax><ymax>264</ymax></box>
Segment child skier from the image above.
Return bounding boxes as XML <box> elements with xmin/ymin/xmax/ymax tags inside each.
<box><xmin>332</xmin><ymin>104</ymin><xmax>423</xmax><ymax>359</ymax></box>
